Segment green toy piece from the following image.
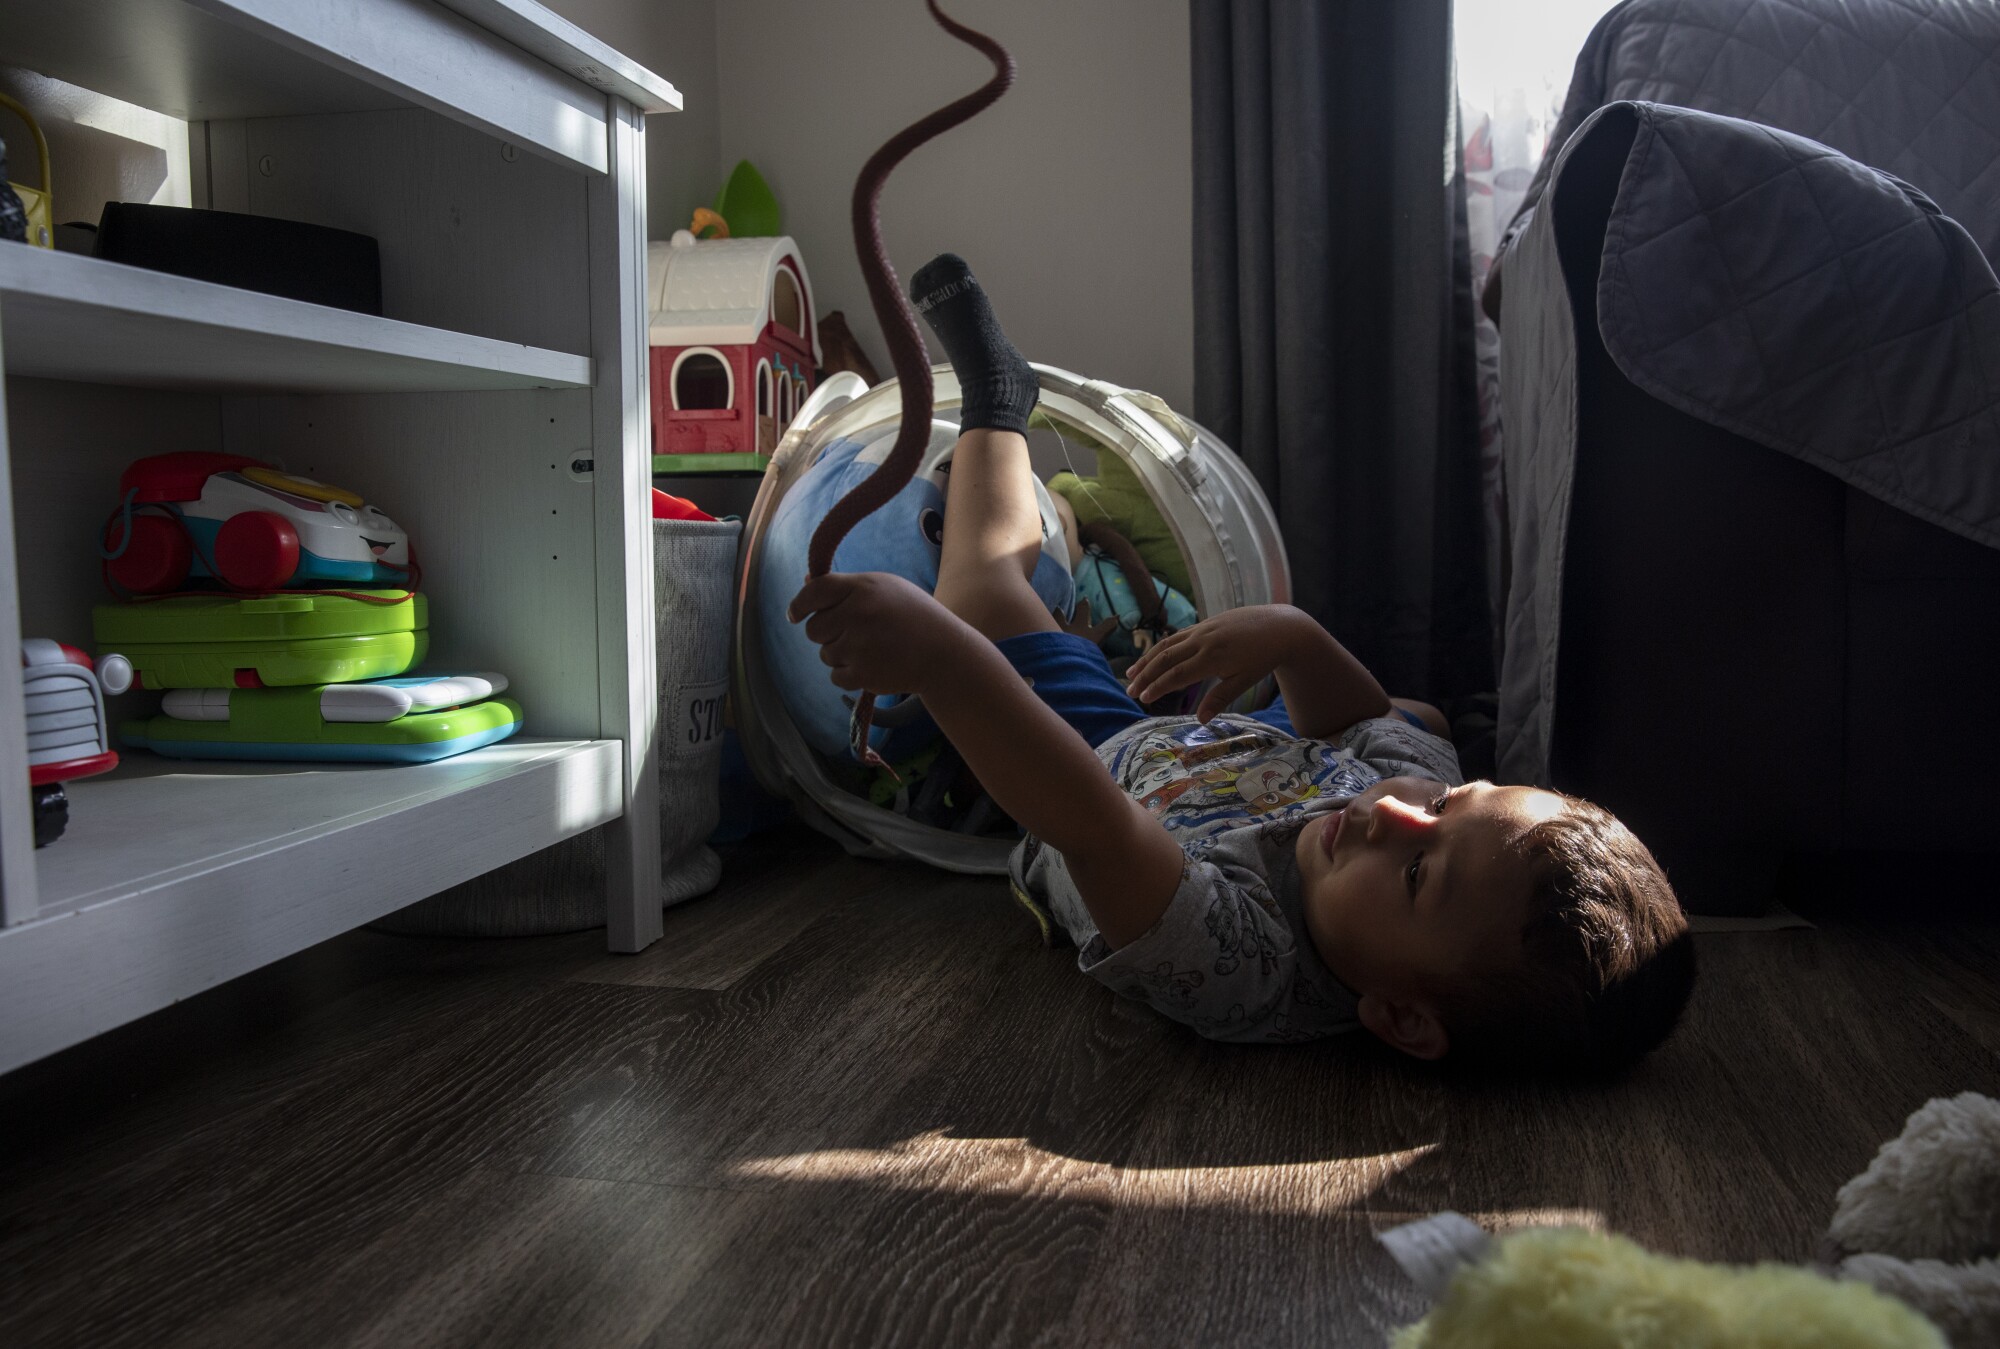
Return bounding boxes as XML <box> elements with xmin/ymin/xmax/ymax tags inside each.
<box><xmin>712</xmin><ymin>160</ymin><xmax>782</xmax><ymax>238</ymax></box>
<box><xmin>653</xmin><ymin>452</ymin><xmax>771</xmax><ymax>476</ymax></box>
<box><xmin>94</xmin><ymin>591</ymin><xmax>427</xmax><ymax>689</ymax></box>
<box><xmin>1392</xmin><ymin>1225</ymin><xmax>1944</xmax><ymax>1349</ymax></box>
<box><xmin>122</xmin><ymin>692</ymin><xmax>523</xmax><ymax>764</ymax></box>
<box><xmin>1040</xmin><ymin>425</ymin><xmax>1194</xmax><ymax>596</ymax></box>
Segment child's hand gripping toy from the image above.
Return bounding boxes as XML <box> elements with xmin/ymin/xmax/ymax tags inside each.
<box><xmin>788</xmin><ymin>0</ymin><xmax>1014</xmax><ymax>776</ymax></box>
<box><xmin>758</xmin><ymin>422</ymin><xmax>1072</xmax><ymax>763</ymax></box>
<box><xmin>101</xmin><ymin>451</ymin><xmax>413</xmax><ymax>595</ymax></box>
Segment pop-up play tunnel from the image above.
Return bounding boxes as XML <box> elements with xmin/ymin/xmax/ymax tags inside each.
<box><xmin>733</xmin><ymin>364</ymin><xmax>1289</xmax><ymax>874</ymax></box>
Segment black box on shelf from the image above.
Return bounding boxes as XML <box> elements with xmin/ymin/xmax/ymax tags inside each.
<box><xmin>93</xmin><ymin>203</ymin><xmax>383</xmax><ymax>315</ymax></box>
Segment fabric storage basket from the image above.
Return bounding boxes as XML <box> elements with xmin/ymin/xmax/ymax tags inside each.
<box><xmin>373</xmin><ymin>517</ymin><xmax>743</xmax><ymax>935</ymax></box>
<box><xmin>651</xmin><ymin>516</ymin><xmax>742</xmax><ymax>902</ymax></box>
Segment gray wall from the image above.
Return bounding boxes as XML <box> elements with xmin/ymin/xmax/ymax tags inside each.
<box><xmin>1</xmin><ymin>68</ymin><xmax>192</xmax><ymax>230</ymax></box>
<box><xmin>714</xmin><ymin>0</ymin><xmax>1194</xmax><ymax>411</ymax></box>
<box><xmin>549</xmin><ymin>0</ymin><xmax>1194</xmax><ymax>414</ymax></box>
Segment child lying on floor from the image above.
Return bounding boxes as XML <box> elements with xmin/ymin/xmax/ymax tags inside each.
<box><xmin>790</xmin><ymin>255</ymin><xmax>1694</xmax><ymax>1075</ymax></box>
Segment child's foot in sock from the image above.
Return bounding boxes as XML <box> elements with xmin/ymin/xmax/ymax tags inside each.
<box><xmin>909</xmin><ymin>253</ymin><xmax>1038</xmax><ymax>434</ymax></box>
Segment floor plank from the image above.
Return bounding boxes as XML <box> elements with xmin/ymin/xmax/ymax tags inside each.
<box><xmin>564</xmin><ymin>830</ymin><xmax>881</xmax><ymax>992</ymax></box>
<box><xmin>178</xmin><ymin>1168</ymin><xmax>759</xmax><ymax>1349</ymax></box>
<box><xmin>2</xmin><ymin>824</ymin><xmax>1996</xmax><ymax>1348</ymax></box>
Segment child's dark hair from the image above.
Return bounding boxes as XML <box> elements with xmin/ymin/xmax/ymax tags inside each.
<box><xmin>1441</xmin><ymin>794</ymin><xmax>1695</xmax><ymax>1076</ymax></box>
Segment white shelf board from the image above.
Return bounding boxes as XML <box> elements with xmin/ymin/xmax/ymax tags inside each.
<box><xmin>0</xmin><ymin>0</ymin><xmax>618</xmax><ymax>172</ymax></box>
<box><xmin>0</xmin><ymin>737</ymin><xmax>621</xmax><ymax>1074</ymax></box>
<box><xmin>0</xmin><ymin>0</ymin><xmax>404</xmax><ymax>122</ymax></box>
<box><xmin>438</xmin><ymin>0</ymin><xmax>681</xmax><ymax>114</ymax></box>
<box><xmin>0</xmin><ymin>246</ymin><xmax>593</xmax><ymax>393</ymax></box>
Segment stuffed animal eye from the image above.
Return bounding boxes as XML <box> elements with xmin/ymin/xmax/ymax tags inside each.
<box><xmin>919</xmin><ymin>507</ymin><xmax>945</xmax><ymax>548</ymax></box>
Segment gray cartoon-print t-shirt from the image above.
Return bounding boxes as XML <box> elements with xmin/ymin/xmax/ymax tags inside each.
<box><xmin>1009</xmin><ymin>713</ymin><xmax>1462</xmax><ymax>1043</ymax></box>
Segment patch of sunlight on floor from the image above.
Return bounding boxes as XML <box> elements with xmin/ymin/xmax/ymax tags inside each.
<box><xmin>730</xmin><ymin>1130</ymin><xmax>1442</xmax><ymax>1214</ymax></box>
<box><xmin>1476</xmin><ymin>1207</ymin><xmax>1605</xmax><ymax>1232</ymax></box>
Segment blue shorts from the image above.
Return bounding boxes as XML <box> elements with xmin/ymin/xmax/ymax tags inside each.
<box><xmin>991</xmin><ymin>631</ymin><xmax>1426</xmax><ymax>749</ymax></box>
<box><xmin>993</xmin><ymin>632</ymin><xmax>1150</xmax><ymax>750</ymax></box>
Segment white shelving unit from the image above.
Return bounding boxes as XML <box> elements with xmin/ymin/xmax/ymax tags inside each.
<box><xmin>0</xmin><ymin>245</ymin><xmax>595</xmax><ymax>392</ymax></box>
<box><xmin>0</xmin><ymin>0</ymin><xmax>680</xmax><ymax>1075</ymax></box>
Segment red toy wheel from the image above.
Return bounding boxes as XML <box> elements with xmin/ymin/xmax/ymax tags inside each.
<box><xmin>213</xmin><ymin>511</ymin><xmax>301</xmax><ymax>590</ymax></box>
<box><xmin>105</xmin><ymin>513</ymin><xmax>192</xmax><ymax>593</ymax></box>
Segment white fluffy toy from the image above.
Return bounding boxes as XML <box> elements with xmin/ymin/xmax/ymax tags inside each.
<box><xmin>1381</xmin><ymin>1092</ymin><xmax>2000</xmax><ymax>1347</ymax></box>
<box><xmin>1827</xmin><ymin>1091</ymin><xmax>2000</xmax><ymax>1347</ymax></box>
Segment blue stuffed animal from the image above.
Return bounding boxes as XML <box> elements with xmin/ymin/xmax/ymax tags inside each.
<box><xmin>757</xmin><ymin>420</ymin><xmax>1074</xmax><ymax>762</ymax></box>
<box><xmin>1071</xmin><ymin>544</ymin><xmax>1200</xmax><ymax>661</ymax></box>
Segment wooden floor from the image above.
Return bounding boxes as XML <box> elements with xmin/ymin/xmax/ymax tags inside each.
<box><xmin>2</xmin><ymin>826</ymin><xmax>1996</xmax><ymax>1348</ymax></box>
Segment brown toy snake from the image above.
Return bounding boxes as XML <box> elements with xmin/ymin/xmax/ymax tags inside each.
<box><xmin>805</xmin><ymin>0</ymin><xmax>1014</xmax><ymax>769</ymax></box>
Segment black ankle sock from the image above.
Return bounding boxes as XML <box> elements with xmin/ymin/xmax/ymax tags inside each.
<box><xmin>909</xmin><ymin>253</ymin><xmax>1038</xmax><ymax>435</ymax></box>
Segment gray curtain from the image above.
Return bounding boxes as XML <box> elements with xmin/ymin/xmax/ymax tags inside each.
<box><xmin>1192</xmin><ymin>0</ymin><xmax>1491</xmax><ymax>701</ymax></box>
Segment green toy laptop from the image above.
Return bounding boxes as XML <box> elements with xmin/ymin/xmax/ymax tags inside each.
<box><xmin>121</xmin><ymin>674</ymin><xmax>522</xmax><ymax>764</ymax></box>
<box><xmin>94</xmin><ymin>591</ymin><xmax>426</xmax><ymax>689</ymax></box>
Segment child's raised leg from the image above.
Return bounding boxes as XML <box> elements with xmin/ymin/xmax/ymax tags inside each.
<box><xmin>932</xmin><ymin>426</ymin><xmax>1055</xmax><ymax>641</ymax></box>
<box><xmin>909</xmin><ymin>254</ymin><xmax>1057</xmax><ymax>643</ymax></box>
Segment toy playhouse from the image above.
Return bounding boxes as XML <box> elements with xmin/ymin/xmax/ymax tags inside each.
<box><xmin>646</xmin><ymin>232</ymin><xmax>822</xmax><ymax>471</ymax></box>
<box><xmin>734</xmin><ymin>365</ymin><xmax>1290</xmax><ymax>874</ymax></box>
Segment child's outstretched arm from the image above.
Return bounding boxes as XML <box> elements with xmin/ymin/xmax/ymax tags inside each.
<box><xmin>1126</xmin><ymin>604</ymin><xmax>1391</xmax><ymax>740</ymax></box>
<box><xmin>791</xmin><ymin>571</ymin><xmax>1185</xmax><ymax>947</ymax></box>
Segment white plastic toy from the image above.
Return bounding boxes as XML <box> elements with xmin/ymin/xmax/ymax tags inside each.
<box><xmin>21</xmin><ymin>638</ymin><xmax>121</xmax><ymax>846</ymax></box>
<box><xmin>162</xmin><ymin>672</ymin><xmax>508</xmax><ymax>724</ymax></box>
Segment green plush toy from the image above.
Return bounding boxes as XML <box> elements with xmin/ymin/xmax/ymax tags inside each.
<box><xmin>1390</xmin><ymin>1225</ymin><xmax>1942</xmax><ymax>1349</ymax></box>
<box><xmin>1038</xmin><ymin>415</ymin><xmax>1193</xmax><ymax>598</ymax></box>
<box><xmin>1382</xmin><ymin>1092</ymin><xmax>2000</xmax><ymax>1348</ymax></box>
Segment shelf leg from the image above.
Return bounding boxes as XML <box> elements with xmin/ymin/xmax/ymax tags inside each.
<box><xmin>0</xmin><ymin>317</ymin><xmax>42</xmax><ymax>925</ymax></box>
<box><xmin>590</xmin><ymin>96</ymin><xmax>664</xmax><ymax>953</ymax></box>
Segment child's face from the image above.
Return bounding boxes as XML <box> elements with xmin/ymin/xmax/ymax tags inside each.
<box><xmin>1294</xmin><ymin>779</ymin><xmax>1563</xmax><ymax>1009</ymax></box>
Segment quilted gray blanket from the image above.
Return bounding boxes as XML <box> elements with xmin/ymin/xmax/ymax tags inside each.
<box><xmin>1496</xmin><ymin>99</ymin><xmax>2000</xmax><ymax>786</ymax></box>
<box><xmin>1501</xmin><ymin>0</ymin><xmax>2000</xmax><ymax>271</ymax></box>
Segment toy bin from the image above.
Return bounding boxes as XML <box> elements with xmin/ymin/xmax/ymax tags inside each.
<box><xmin>93</xmin><ymin>591</ymin><xmax>426</xmax><ymax>689</ymax></box>
<box><xmin>651</xmin><ymin>515</ymin><xmax>744</xmax><ymax>900</ymax></box>
<box><xmin>371</xmin><ymin>519</ymin><xmax>742</xmax><ymax>935</ymax></box>
<box><xmin>734</xmin><ymin>365</ymin><xmax>1290</xmax><ymax>876</ymax></box>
